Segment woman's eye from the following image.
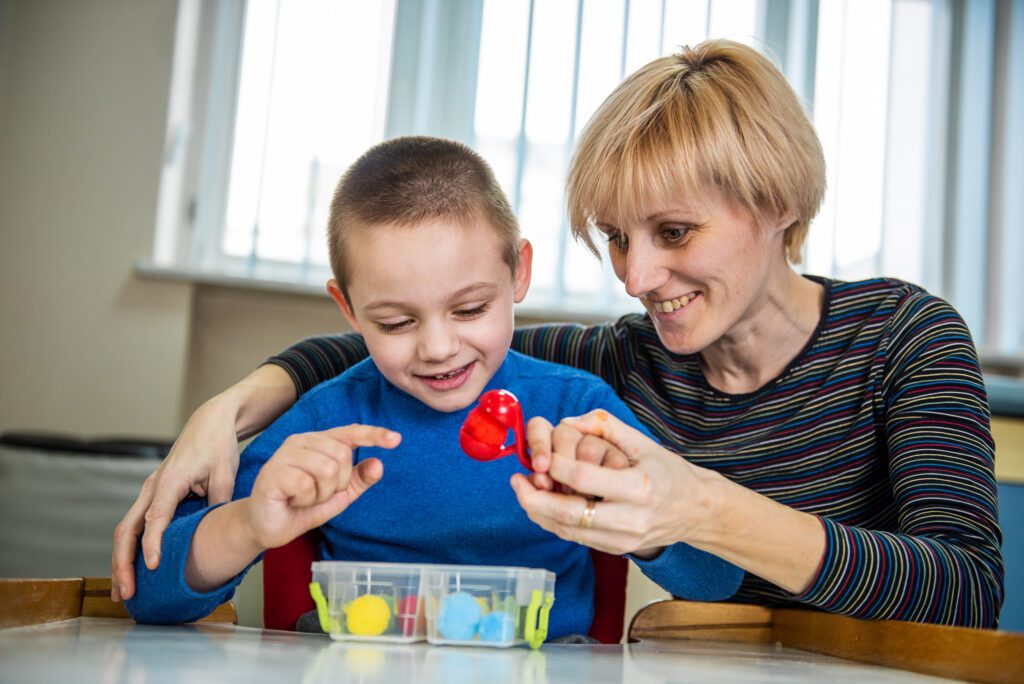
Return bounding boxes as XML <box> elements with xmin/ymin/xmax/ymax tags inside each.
<box><xmin>377</xmin><ymin>319</ymin><xmax>412</xmax><ymax>333</ymax></box>
<box><xmin>455</xmin><ymin>304</ymin><xmax>489</xmax><ymax>318</ymax></box>
<box><xmin>661</xmin><ymin>226</ymin><xmax>689</xmax><ymax>244</ymax></box>
<box><xmin>604</xmin><ymin>231</ymin><xmax>628</xmax><ymax>250</ymax></box>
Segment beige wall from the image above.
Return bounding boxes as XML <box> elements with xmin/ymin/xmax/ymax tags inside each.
<box><xmin>0</xmin><ymin>0</ymin><xmax>192</xmax><ymax>437</ymax></box>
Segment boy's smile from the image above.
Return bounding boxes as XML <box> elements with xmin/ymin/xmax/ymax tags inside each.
<box><xmin>329</xmin><ymin>218</ymin><xmax>532</xmax><ymax>413</ymax></box>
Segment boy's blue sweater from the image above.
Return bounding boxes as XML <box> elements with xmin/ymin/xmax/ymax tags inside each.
<box><xmin>126</xmin><ymin>351</ymin><xmax>742</xmax><ymax>636</ymax></box>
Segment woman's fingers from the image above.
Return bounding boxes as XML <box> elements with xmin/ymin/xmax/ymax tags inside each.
<box><xmin>576</xmin><ymin>434</ymin><xmax>631</xmax><ymax>469</ymax></box>
<box><xmin>207</xmin><ymin>456</ymin><xmax>240</xmax><ymax>505</ymax></box>
<box><xmin>550</xmin><ymin>422</ymin><xmax>584</xmax><ymax>462</ymax></box>
<box><xmin>140</xmin><ymin>466</ymin><xmax>195</xmax><ymax>571</ymax></box>
<box><xmin>509</xmin><ymin>474</ymin><xmax>653</xmax><ymax>555</ymax></box>
<box><xmin>111</xmin><ymin>474</ymin><xmax>159</xmax><ymax>601</ymax></box>
<box><xmin>546</xmin><ymin>452</ymin><xmax>653</xmax><ymax>503</ymax></box>
<box><xmin>561</xmin><ymin>410</ymin><xmax>651</xmax><ymax>462</ymax></box>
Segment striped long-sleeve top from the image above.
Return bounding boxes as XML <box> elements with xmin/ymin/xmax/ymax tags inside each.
<box><xmin>268</xmin><ymin>277</ymin><xmax>1004</xmax><ymax>627</ymax></box>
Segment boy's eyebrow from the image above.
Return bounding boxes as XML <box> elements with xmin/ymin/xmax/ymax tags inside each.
<box><xmin>363</xmin><ymin>282</ymin><xmax>499</xmax><ymax>312</ymax></box>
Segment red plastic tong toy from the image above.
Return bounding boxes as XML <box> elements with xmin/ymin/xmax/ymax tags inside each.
<box><xmin>459</xmin><ymin>389</ymin><xmax>532</xmax><ymax>471</ymax></box>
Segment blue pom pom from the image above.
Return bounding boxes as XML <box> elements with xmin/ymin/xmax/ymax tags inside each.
<box><xmin>478</xmin><ymin>611</ymin><xmax>516</xmax><ymax>642</ymax></box>
<box><xmin>437</xmin><ymin>592</ymin><xmax>481</xmax><ymax>641</ymax></box>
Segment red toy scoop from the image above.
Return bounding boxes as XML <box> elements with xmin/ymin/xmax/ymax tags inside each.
<box><xmin>460</xmin><ymin>389</ymin><xmax>532</xmax><ymax>471</ymax></box>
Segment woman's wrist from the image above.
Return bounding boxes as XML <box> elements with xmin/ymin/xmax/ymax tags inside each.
<box><xmin>687</xmin><ymin>472</ymin><xmax>826</xmax><ymax>594</ymax></box>
<box><xmin>681</xmin><ymin>464</ymin><xmax>732</xmax><ymax>549</ymax></box>
<box><xmin>215</xmin><ymin>364</ymin><xmax>297</xmax><ymax>441</ymax></box>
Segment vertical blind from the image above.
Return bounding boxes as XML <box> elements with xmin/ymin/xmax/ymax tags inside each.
<box><xmin>157</xmin><ymin>0</ymin><xmax>1023</xmax><ymax>361</ymax></box>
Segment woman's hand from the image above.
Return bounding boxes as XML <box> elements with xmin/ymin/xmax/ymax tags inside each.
<box><xmin>111</xmin><ymin>365</ymin><xmax>297</xmax><ymax>602</ymax></box>
<box><xmin>525</xmin><ymin>416</ymin><xmax>631</xmax><ymax>493</ymax></box>
<box><xmin>512</xmin><ymin>410</ymin><xmax>722</xmax><ymax>557</ymax></box>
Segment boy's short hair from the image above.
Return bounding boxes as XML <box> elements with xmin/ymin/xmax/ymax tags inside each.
<box><xmin>567</xmin><ymin>39</ymin><xmax>826</xmax><ymax>264</ymax></box>
<box><xmin>328</xmin><ymin>136</ymin><xmax>520</xmax><ymax>295</ymax></box>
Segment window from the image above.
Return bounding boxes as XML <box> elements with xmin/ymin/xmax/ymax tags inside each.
<box><xmin>151</xmin><ymin>0</ymin><xmax>1023</xmax><ymax>362</ymax></box>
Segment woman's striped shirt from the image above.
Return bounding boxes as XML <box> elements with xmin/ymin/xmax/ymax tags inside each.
<box><xmin>268</xmin><ymin>277</ymin><xmax>1003</xmax><ymax>627</ymax></box>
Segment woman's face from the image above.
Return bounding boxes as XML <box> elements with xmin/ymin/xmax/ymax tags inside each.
<box><xmin>596</xmin><ymin>184</ymin><xmax>788</xmax><ymax>356</ymax></box>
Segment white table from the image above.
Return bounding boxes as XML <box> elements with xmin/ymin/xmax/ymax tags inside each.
<box><xmin>0</xmin><ymin>617</ymin><xmax>951</xmax><ymax>683</ymax></box>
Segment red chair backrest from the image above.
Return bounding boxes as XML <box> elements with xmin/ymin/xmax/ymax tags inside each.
<box><xmin>263</xmin><ymin>531</ymin><xmax>627</xmax><ymax>644</ymax></box>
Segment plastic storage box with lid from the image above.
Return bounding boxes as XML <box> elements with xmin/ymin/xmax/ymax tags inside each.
<box><xmin>422</xmin><ymin>564</ymin><xmax>555</xmax><ymax>648</ymax></box>
<box><xmin>308</xmin><ymin>561</ymin><xmax>556</xmax><ymax>648</ymax></box>
<box><xmin>309</xmin><ymin>561</ymin><xmax>427</xmax><ymax>643</ymax></box>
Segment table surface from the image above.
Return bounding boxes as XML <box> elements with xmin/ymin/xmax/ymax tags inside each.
<box><xmin>0</xmin><ymin>618</ymin><xmax>954</xmax><ymax>683</ymax></box>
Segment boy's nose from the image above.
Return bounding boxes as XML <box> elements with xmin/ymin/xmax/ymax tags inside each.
<box><xmin>417</xmin><ymin>321</ymin><xmax>460</xmax><ymax>363</ymax></box>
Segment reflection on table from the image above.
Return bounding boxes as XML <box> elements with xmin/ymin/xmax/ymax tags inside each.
<box><xmin>0</xmin><ymin>617</ymin><xmax>949</xmax><ymax>683</ymax></box>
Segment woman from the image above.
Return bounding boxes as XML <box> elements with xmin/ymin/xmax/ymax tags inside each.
<box><xmin>112</xmin><ymin>40</ymin><xmax>1002</xmax><ymax>627</ymax></box>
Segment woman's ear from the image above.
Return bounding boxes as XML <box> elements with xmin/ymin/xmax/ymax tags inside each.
<box><xmin>513</xmin><ymin>239</ymin><xmax>533</xmax><ymax>303</ymax></box>
<box><xmin>327</xmin><ymin>279</ymin><xmax>361</xmax><ymax>333</ymax></box>
<box><xmin>767</xmin><ymin>210</ymin><xmax>797</xmax><ymax>236</ymax></box>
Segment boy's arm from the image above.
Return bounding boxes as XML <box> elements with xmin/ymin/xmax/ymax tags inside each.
<box><xmin>185</xmin><ymin>427</ymin><xmax>399</xmax><ymax>593</ymax></box>
<box><xmin>123</xmin><ymin>400</ymin><xmax>320</xmax><ymax>623</ymax></box>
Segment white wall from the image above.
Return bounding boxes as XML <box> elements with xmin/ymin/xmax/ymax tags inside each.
<box><xmin>0</xmin><ymin>0</ymin><xmax>192</xmax><ymax>437</ymax></box>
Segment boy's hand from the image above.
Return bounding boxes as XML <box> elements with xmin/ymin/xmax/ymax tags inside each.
<box><xmin>243</xmin><ymin>425</ymin><xmax>401</xmax><ymax>550</ymax></box>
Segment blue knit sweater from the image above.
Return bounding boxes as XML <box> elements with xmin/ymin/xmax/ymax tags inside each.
<box><xmin>126</xmin><ymin>351</ymin><xmax>742</xmax><ymax>635</ymax></box>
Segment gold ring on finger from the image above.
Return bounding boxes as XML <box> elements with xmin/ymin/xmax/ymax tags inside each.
<box><xmin>578</xmin><ymin>499</ymin><xmax>597</xmax><ymax>529</ymax></box>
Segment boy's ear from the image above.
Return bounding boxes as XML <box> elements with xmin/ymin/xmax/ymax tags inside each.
<box><xmin>513</xmin><ymin>239</ymin><xmax>533</xmax><ymax>303</ymax></box>
<box><xmin>327</xmin><ymin>279</ymin><xmax>361</xmax><ymax>333</ymax></box>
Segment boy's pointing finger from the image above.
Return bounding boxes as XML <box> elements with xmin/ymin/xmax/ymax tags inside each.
<box><xmin>323</xmin><ymin>424</ymin><xmax>402</xmax><ymax>450</ymax></box>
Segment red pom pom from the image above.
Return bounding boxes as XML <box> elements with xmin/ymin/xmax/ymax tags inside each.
<box><xmin>398</xmin><ymin>594</ymin><xmax>420</xmax><ymax>636</ymax></box>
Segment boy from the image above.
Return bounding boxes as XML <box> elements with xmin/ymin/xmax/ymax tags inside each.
<box><xmin>125</xmin><ymin>137</ymin><xmax>742</xmax><ymax>638</ymax></box>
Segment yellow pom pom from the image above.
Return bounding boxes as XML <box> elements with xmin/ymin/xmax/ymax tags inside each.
<box><xmin>475</xmin><ymin>597</ymin><xmax>490</xmax><ymax>615</ymax></box>
<box><xmin>346</xmin><ymin>594</ymin><xmax>391</xmax><ymax>636</ymax></box>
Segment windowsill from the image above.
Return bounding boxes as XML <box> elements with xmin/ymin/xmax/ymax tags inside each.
<box><xmin>134</xmin><ymin>260</ymin><xmax>642</xmax><ymax>324</ymax></box>
<box><xmin>135</xmin><ymin>260</ymin><xmax>1024</xmax><ymax>382</ymax></box>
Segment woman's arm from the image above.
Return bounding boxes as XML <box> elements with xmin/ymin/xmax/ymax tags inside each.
<box><xmin>790</xmin><ymin>295</ymin><xmax>1002</xmax><ymax>626</ymax></box>
<box><xmin>512</xmin><ymin>414</ymin><xmax>825</xmax><ymax>595</ymax></box>
<box><xmin>112</xmin><ymin>364</ymin><xmax>295</xmax><ymax>601</ymax></box>
<box><xmin>112</xmin><ymin>334</ymin><xmax>374</xmax><ymax>602</ymax></box>
<box><xmin>514</xmin><ymin>296</ymin><xmax>1003</xmax><ymax>627</ymax></box>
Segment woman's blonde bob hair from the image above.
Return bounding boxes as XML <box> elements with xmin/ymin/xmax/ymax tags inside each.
<box><xmin>567</xmin><ymin>39</ymin><xmax>825</xmax><ymax>264</ymax></box>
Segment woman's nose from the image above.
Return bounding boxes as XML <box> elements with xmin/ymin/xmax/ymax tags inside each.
<box><xmin>417</xmin><ymin>320</ymin><xmax>460</xmax><ymax>363</ymax></box>
<box><xmin>621</xmin><ymin>241</ymin><xmax>667</xmax><ymax>299</ymax></box>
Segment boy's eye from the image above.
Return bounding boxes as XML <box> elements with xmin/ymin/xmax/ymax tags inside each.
<box><xmin>376</xmin><ymin>319</ymin><xmax>413</xmax><ymax>334</ymax></box>
<box><xmin>455</xmin><ymin>304</ymin><xmax>489</xmax><ymax>318</ymax></box>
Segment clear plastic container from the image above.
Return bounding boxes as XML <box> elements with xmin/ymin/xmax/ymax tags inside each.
<box><xmin>422</xmin><ymin>565</ymin><xmax>555</xmax><ymax>649</ymax></box>
<box><xmin>309</xmin><ymin>561</ymin><xmax>427</xmax><ymax>643</ymax></box>
<box><xmin>308</xmin><ymin>561</ymin><xmax>556</xmax><ymax>649</ymax></box>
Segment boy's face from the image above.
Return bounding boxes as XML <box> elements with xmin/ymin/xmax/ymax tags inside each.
<box><xmin>329</xmin><ymin>219</ymin><xmax>532</xmax><ymax>413</ymax></box>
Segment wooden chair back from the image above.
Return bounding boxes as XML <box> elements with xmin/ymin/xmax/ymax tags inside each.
<box><xmin>629</xmin><ymin>600</ymin><xmax>1024</xmax><ymax>684</ymax></box>
<box><xmin>0</xmin><ymin>577</ymin><xmax>236</xmax><ymax>629</ymax></box>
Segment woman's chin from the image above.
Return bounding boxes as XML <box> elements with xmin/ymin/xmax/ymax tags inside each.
<box><xmin>648</xmin><ymin>319</ymin><xmax>702</xmax><ymax>355</ymax></box>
